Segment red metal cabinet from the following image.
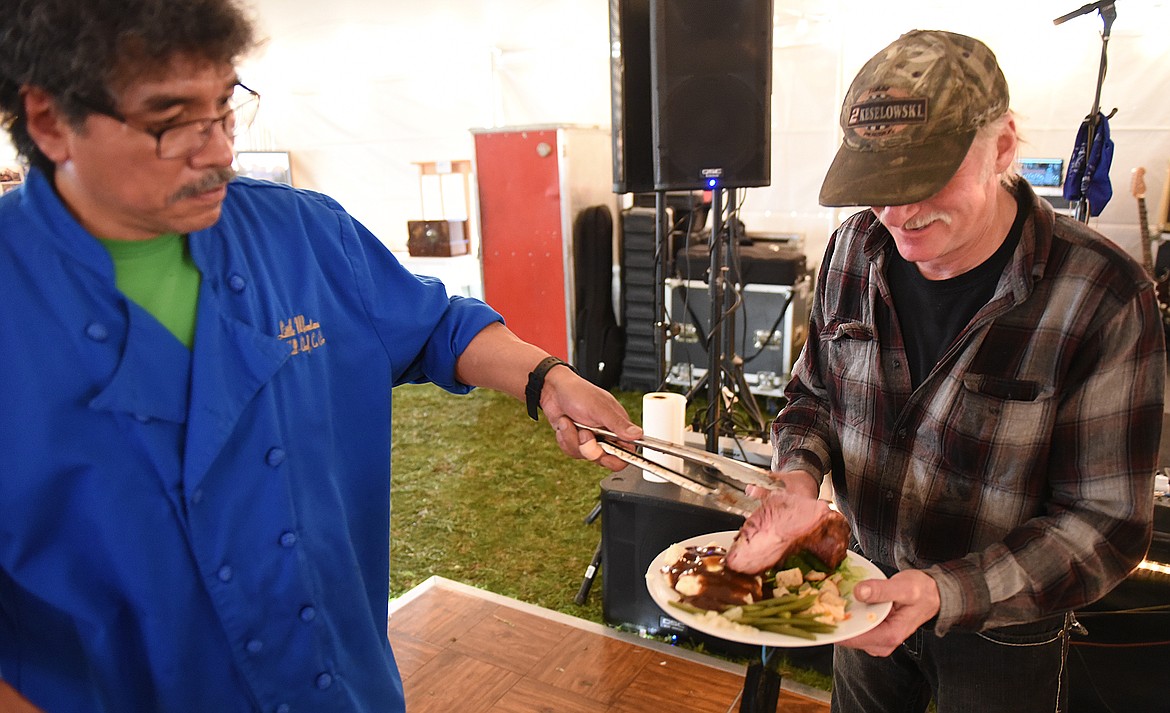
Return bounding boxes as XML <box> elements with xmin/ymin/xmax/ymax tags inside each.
<box><xmin>473</xmin><ymin>126</ymin><xmax>616</xmax><ymax>363</ymax></box>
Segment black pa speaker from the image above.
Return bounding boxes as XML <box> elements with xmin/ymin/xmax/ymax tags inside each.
<box><xmin>599</xmin><ymin>470</ymin><xmax>745</xmax><ymax>641</ymax></box>
<box><xmin>650</xmin><ymin>0</ymin><xmax>773</xmax><ymax>191</ymax></box>
<box><xmin>609</xmin><ymin>0</ymin><xmax>655</xmax><ymax>194</ymax></box>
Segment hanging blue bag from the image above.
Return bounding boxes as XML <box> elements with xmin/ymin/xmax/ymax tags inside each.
<box><xmin>1063</xmin><ymin>111</ymin><xmax>1114</xmax><ymax>217</ymax></box>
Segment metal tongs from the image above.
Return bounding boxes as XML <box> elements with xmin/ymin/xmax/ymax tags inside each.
<box><xmin>575</xmin><ymin>422</ymin><xmax>777</xmax><ymax>517</ymax></box>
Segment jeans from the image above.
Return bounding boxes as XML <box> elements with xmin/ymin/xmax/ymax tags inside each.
<box><xmin>830</xmin><ymin>613</ymin><xmax>1072</xmax><ymax>713</ymax></box>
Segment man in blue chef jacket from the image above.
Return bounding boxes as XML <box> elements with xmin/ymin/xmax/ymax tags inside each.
<box><xmin>0</xmin><ymin>1</ymin><xmax>641</xmax><ymax>711</ymax></box>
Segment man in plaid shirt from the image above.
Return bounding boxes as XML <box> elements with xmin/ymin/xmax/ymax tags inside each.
<box><xmin>769</xmin><ymin>30</ymin><xmax>1165</xmax><ymax>712</ymax></box>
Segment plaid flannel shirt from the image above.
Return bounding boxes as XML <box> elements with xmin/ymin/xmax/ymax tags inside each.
<box><xmin>774</xmin><ymin>182</ymin><xmax>1166</xmax><ymax>635</ymax></box>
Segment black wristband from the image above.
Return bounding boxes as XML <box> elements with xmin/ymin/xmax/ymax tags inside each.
<box><xmin>525</xmin><ymin>356</ymin><xmax>575</xmax><ymax>421</ymax></box>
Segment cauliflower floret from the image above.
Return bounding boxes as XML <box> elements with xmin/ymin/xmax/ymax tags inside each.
<box><xmin>775</xmin><ymin>567</ymin><xmax>804</xmax><ymax>590</ymax></box>
<box><xmin>820</xmin><ymin>589</ymin><xmax>846</xmax><ymax>609</ymax></box>
<box><xmin>812</xmin><ymin>590</ymin><xmax>848</xmax><ymax>623</ymax></box>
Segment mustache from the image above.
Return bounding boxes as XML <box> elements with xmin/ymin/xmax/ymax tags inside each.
<box><xmin>170</xmin><ymin>167</ymin><xmax>237</xmax><ymax>203</ymax></box>
<box><xmin>903</xmin><ymin>212</ymin><xmax>952</xmax><ymax>230</ymax></box>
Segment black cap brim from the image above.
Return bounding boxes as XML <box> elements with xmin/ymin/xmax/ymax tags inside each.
<box><xmin>818</xmin><ymin>129</ymin><xmax>977</xmax><ymax>207</ymax></box>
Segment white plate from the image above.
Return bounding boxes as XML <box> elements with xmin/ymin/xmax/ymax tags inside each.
<box><xmin>645</xmin><ymin>530</ymin><xmax>893</xmax><ymax>648</ymax></box>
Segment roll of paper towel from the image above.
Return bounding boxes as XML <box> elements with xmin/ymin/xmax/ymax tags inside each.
<box><xmin>641</xmin><ymin>391</ymin><xmax>687</xmax><ymax>482</ymax></box>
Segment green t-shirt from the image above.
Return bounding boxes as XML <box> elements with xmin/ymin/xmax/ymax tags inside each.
<box><xmin>96</xmin><ymin>233</ymin><xmax>201</xmax><ymax>349</ymax></box>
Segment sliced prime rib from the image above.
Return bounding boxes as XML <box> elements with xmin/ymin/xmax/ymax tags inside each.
<box><xmin>724</xmin><ymin>488</ymin><xmax>850</xmax><ymax>575</ymax></box>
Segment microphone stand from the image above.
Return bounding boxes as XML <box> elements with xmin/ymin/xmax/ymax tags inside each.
<box><xmin>1054</xmin><ymin>0</ymin><xmax>1117</xmax><ymax>223</ymax></box>
<box><xmin>1053</xmin><ymin>0</ymin><xmax>1116</xmax><ymax>24</ymax></box>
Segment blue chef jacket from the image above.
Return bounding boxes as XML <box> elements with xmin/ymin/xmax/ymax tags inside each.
<box><xmin>0</xmin><ymin>168</ymin><xmax>503</xmax><ymax>712</ymax></box>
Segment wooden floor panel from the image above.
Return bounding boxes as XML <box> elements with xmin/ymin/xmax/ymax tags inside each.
<box><xmin>527</xmin><ymin>627</ymin><xmax>656</xmax><ymax>705</ymax></box>
<box><xmin>451</xmin><ymin>605</ymin><xmax>573</xmax><ymax>676</ymax></box>
<box><xmin>398</xmin><ymin>648</ymin><xmax>521</xmax><ymax>713</ymax></box>
<box><xmin>387</xmin><ymin>577</ymin><xmax>831</xmax><ymax>713</ymax></box>
<box><xmin>387</xmin><ymin>633</ymin><xmax>444</xmax><ymax>680</ymax></box>
<box><xmin>487</xmin><ymin>678</ymin><xmax>613</xmax><ymax>713</ymax></box>
<box><xmin>605</xmin><ymin>654</ymin><xmax>744</xmax><ymax>713</ymax></box>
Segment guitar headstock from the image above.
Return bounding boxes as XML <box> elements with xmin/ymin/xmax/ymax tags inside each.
<box><xmin>1131</xmin><ymin>166</ymin><xmax>1147</xmax><ymax>200</ymax></box>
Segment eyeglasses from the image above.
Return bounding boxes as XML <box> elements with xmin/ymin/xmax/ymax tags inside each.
<box><xmin>81</xmin><ymin>83</ymin><xmax>261</xmax><ymax>160</ymax></box>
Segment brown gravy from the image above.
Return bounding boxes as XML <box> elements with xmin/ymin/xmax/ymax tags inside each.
<box><xmin>663</xmin><ymin>545</ymin><xmax>769</xmax><ymax>611</ymax></box>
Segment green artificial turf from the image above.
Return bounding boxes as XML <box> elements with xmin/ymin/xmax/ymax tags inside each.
<box><xmin>388</xmin><ymin>381</ymin><xmax>832</xmax><ymax>692</ymax></box>
<box><xmin>389</xmin><ymin>383</ymin><xmax>640</xmax><ymax>623</ymax></box>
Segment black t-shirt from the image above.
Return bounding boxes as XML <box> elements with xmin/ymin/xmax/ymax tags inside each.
<box><xmin>887</xmin><ymin>192</ymin><xmax>1027</xmax><ymax>387</ymax></box>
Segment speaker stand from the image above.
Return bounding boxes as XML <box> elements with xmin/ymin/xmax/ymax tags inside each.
<box><xmin>705</xmin><ymin>188</ymin><xmax>728</xmax><ymax>451</ymax></box>
<box><xmin>653</xmin><ymin>191</ymin><xmax>670</xmax><ymax>388</ymax></box>
<box><xmin>702</xmin><ymin>187</ymin><xmax>769</xmax><ymax>449</ymax></box>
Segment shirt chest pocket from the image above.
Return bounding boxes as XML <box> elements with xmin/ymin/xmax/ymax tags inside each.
<box><xmin>821</xmin><ymin>319</ymin><xmax>877</xmax><ymax>428</ymax></box>
<box><xmin>941</xmin><ymin>373</ymin><xmax>1057</xmax><ymax>490</ymax></box>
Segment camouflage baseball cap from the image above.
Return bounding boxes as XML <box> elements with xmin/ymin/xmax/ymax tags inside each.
<box><xmin>819</xmin><ymin>30</ymin><xmax>1010</xmax><ymax>207</ymax></box>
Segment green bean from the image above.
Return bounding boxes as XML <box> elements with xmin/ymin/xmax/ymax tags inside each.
<box><xmin>737</xmin><ymin>611</ymin><xmax>837</xmax><ymax>627</ymax></box>
<box><xmin>739</xmin><ymin>597</ymin><xmax>804</xmax><ymax>613</ymax></box>
<box><xmin>739</xmin><ymin>593</ymin><xmax>800</xmax><ymax>609</ymax></box>
<box><xmin>758</xmin><ymin>624</ymin><xmax>819</xmax><ymax>640</ymax></box>
<box><xmin>738</xmin><ymin>613</ymin><xmax>821</xmax><ymax>626</ymax></box>
<box><xmin>781</xmin><ymin>620</ymin><xmax>838</xmax><ymax>633</ymax></box>
<box><xmin>751</xmin><ymin>593</ymin><xmax>819</xmax><ymax>613</ymax></box>
<box><xmin>734</xmin><ymin>616</ymin><xmax>795</xmax><ymax>625</ymax></box>
<box><xmin>737</xmin><ymin>608</ymin><xmax>794</xmax><ymax>620</ymax></box>
<box><xmin>799</xmin><ymin>550</ymin><xmax>832</xmax><ymax>572</ymax></box>
<box><xmin>781</xmin><ymin>552</ymin><xmax>814</xmax><ymax>575</ymax></box>
<box><xmin>667</xmin><ymin>600</ymin><xmax>708</xmax><ymax>616</ymax></box>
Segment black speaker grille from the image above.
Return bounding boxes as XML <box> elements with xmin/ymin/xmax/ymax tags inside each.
<box><xmin>650</xmin><ymin>0</ymin><xmax>773</xmax><ymax>191</ymax></box>
<box><xmin>659</xmin><ymin>77</ymin><xmax>764</xmax><ymax>180</ymax></box>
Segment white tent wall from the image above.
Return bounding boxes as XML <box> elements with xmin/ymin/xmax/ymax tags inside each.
<box><xmin>234</xmin><ymin>0</ymin><xmax>615</xmax><ymax>254</ymax></box>
<box><xmin>233</xmin><ymin>0</ymin><xmax>1170</xmax><ymax>266</ymax></box>
<box><xmin>2</xmin><ymin>1</ymin><xmax>1167</xmax><ymax>270</ymax></box>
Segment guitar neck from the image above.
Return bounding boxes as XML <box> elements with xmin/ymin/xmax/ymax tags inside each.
<box><xmin>1138</xmin><ymin>197</ymin><xmax>1155</xmax><ymax>275</ymax></box>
